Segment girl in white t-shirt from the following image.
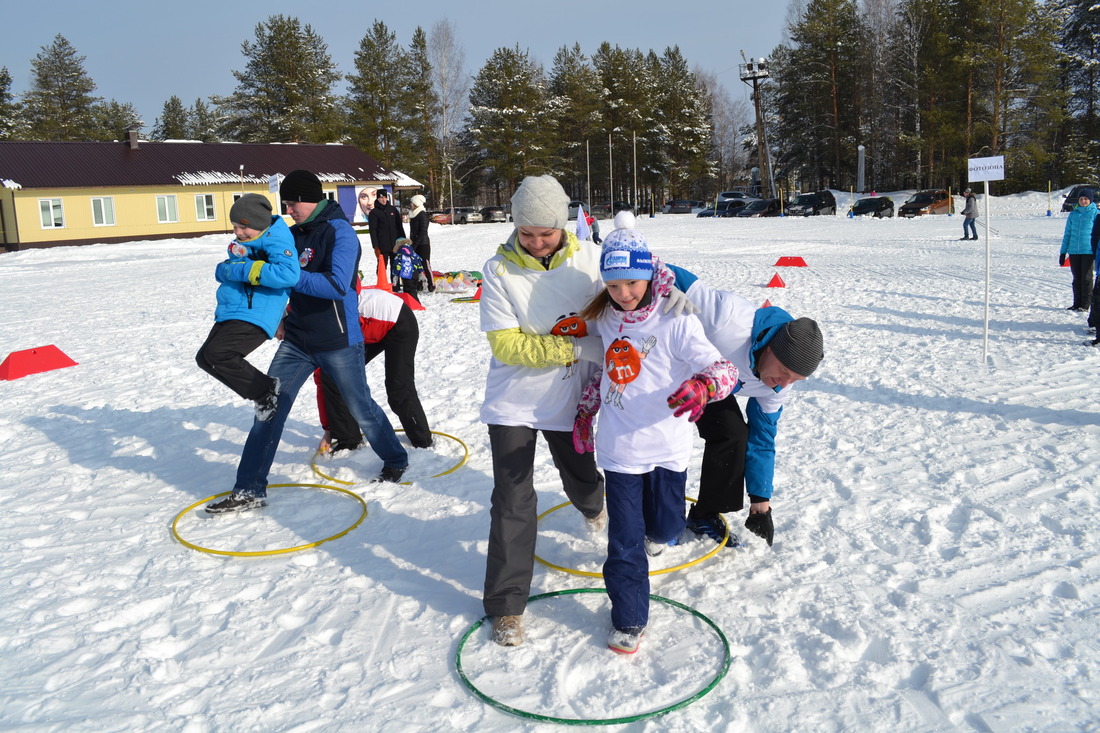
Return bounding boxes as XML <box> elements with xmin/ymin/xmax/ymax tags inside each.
<box><xmin>573</xmin><ymin>212</ymin><xmax>739</xmax><ymax>654</ymax></box>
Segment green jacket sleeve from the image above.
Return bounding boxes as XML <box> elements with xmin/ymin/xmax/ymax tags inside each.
<box><xmin>486</xmin><ymin>327</ymin><xmax>577</xmax><ymax>369</ymax></box>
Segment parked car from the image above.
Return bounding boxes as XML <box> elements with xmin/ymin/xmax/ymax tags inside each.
<box><xmin>849</xmin><ymin>196</ymin><xmax>894</xmax><ymax>218</ymax></box>
<box><xmin>429</xmin><ymin>210</ymin><xmax>451</xmax><ymax>225</ymax></box>
<box><xmin>898</xmin><ymin>189</ymin><xmax>954</xmax><ymax>217</ymax></box>
<box><xmin>664</xmin><ymin>199</ymin><xmax>697</xmax><ymax>214</ymax></box>
<box><xmin>567</xmin><ymin>200</ymin><xmax>588</xmax><ymax>221</ymax></box>
<box><xmin>735</xmin><ymin>198</ymin><xmax>783</xmax><ymax>217</ymax></box>
<box><xmin>787</xmin><ymin>190</ymin><xmax>837</xmax><ymax>216</ymax></box>
<box><xmin>452</xmin><ymin>206</ymin><xmax>483</xmax><ymax>224</ymax></box>
<box><xmin>1062</xmin><ymin>185</ymin><xmax>1099</xmax><ymax>212</ymax></box>
<box><xmin>479</xmin><ymin>206</ymin><xmax>507</xmax><ymax>223</ymax></box>
<box><xmin>717</xmin><ymin>190</ymin><xmax>755</xmax><ymax>201</ymax></box>
<box><xmin>697</xmin><ymin>199</ymin><xmax>748</xmax><ymax>218</ymax></box>
<box><xmin>591</xmin><ymin>201</ymin><xmax>634</xmax><ymax>219</ymax></box>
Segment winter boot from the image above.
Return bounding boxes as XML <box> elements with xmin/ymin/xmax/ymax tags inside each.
<box><xmin>608</xmin><ymin>626</ymin><xmax>645</xmax><ymax>654</ymax></box>
<box><xmin>492</xmin><ymin>615</ymin><xmax>524</xmax><ymax>646</ymax></box>
<box><xmin>255</xmin><ymin>377</ymin><xmax>280</xmax><ymax>422</ymax></box>
<box><xmin>205</xmin><ymin>493</ymin><xmax>267</xmax><ymax>514</ymax></box>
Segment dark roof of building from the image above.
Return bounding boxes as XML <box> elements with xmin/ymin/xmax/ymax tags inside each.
<box><xmin>0</xmin><ymin>140</ymin><xmax>401</xmax><ymax>190</ymax></box>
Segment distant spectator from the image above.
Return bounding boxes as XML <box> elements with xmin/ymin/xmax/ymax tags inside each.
<box><xmin>1061</xmin><ymin>190</ymin><xmax>1099</xmax><ymax>313</ymax></box>
<box><xmin>369</xmin><ymin>188</ymin><xmax>406</xmax><ymax>291</ymax></box>
<box><xmin>408</xmin><ymin>194</ymin><xmax>435</xmax><ymax>291</ymax></box>
<box><xmin>960</xmin><ymin>188</ymin><xmax>978</xmax><ymax>240</ymax></box>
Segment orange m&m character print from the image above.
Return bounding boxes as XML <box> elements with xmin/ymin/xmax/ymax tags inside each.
<box><xmin>551</xmin><ymin>313</ymin><xmax>588</xmax><ymax>379</ymax></box>
<box><xmin>604</xmin><ymin>335</ymin><xmax>656</xmax><ymax>408</ymax></box>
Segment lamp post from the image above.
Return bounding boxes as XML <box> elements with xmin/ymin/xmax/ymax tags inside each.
<box><xmin>739</xmin><ymin>55</ymin><xmax>775</xmax><ymax>199</ymax></box>
<box><xmin>447</xmin><ymin>163</ymin><xmax>454</xmax><ymax>225</ymax></box>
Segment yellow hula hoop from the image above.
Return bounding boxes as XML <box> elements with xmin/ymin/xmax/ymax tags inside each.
<box><xmin>171</xmin><ymin>483</ymin><xmax>368</xmax><ymax>557</ymax></box>
<box><xmin>533</xmin><ymin>497</ymin><xmax>729</xmax><ymax>578</ymax></box>
<box><xmin>311</xmin><ymin>429</ymin><xmax>469</xmax><ymax>486</ymax></box>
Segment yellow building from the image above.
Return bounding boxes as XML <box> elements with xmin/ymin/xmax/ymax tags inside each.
<box><xmin>0</xmin><ymin>136</ymin><xmax>420</xmax><ymax>251</ymax></box>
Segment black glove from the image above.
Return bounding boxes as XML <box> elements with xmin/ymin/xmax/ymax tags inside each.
<box><xmin>744</xmin><ymin>508</ymin><xmax>774</xmax><ymax>546</ymax></box>
<box><xmin>1060</xmin><ymin>252</ymin><xmax>1067</xmax><ymax>266</ymax></box>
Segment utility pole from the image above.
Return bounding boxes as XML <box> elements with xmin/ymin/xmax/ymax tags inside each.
<box><xmin>740</xmin><ymin>53</ymin><xmax>775</xmax><ymax>199</ymax></box>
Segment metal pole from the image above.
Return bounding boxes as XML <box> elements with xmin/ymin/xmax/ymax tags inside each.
<box><xmin>608</xmin><ymin>133</ymin><xmax>613</xmax><ymax>212</ymax></box>
<box><xmin>586</xmin><ymin>140</ymin><xmax>591</xmax><ymax>211</ymax></box>
<box><xmin>982</xmin><ymin>179</ymin><xmax>991</xmax><ymax>363</ymax></box>
<box><xmin>632</xmin><ymin>130</ymin><xmax>638</xmax><ymax>214</ymax></box>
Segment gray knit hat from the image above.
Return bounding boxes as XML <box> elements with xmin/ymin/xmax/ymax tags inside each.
<box><xmin>230</xmin><ymin>194</ymin><xmax>273</xmax><ymax>230</ymax></box>
<box><xmin>510</xmin><ymin>175</ymin><xmax>570</xmax><ymax>229</ymax></box>
<box><xmin>768</xmin><ymin>318</ymin><xmax>824</xmax><ymax>376</ymax></box>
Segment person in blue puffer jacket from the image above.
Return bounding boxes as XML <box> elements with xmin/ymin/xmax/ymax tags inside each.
<box><xmin>1060</xmin><ymin>189</ymin><xmax>1099</xmax><ymax>312</ymax></box>
<box><xmin>196</xmin><ymin>193</ymin><xmax>299</xmax><ymax>418</ymax></box>
<box><xmin>206</xmin><ymin>170</ymin><xmax>408</xmax><ymax>514</ymax></box>
<box><xmin>668</xmin><ymin>265</ymin><xmax>824</xmax><ymax>548</ymax></box>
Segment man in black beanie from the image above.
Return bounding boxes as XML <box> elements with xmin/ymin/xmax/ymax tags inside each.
<box><xmin>368</xmin><ymin>188</ymin><xmax>406</xmax><ymax>290</ymax></box>
<box><xmin>665</xmin><ymin>264</ymin><xmax>824</xmax><ymax>548</ymax></box>
<box><xmin>207</xmin><ymin>170</ymin><xmax>409</xmax><ymax>513</ymax></box>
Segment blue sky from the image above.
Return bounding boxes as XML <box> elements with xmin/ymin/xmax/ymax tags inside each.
<box><xmin>4</xmin><ymin>0</ymin><xmax>788</xmax><ymax>128</ymax></box>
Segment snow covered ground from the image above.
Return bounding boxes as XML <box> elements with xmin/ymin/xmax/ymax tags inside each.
<box><xmin>1</xmin><ymin>189</ymin><xmax>1097</xmax><ymax>731</ymax></box>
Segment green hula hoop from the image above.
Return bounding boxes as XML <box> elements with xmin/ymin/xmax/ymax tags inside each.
<box><xmin>455</xmin><ymin>588</ymin><xmax>731</xmax><ymax>726</ymax></box>
<box><xmin>171</xmin><ymin>483</ymin><xmax>368</xmax><ymax>557</ymax></box>
<box><xmin>311</xmin><ymin>429</ymin><xmax>469</xmax><ymax>486</ymax></box>
<box><xmin>533</xmin><ymin>497</ymin><xmax>729</xmax><ymax>578</ymax></box>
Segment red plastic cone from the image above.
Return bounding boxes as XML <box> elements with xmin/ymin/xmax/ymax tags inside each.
<box><xmin>766</xmin><ymin>273</ymin><xmax>786</xmax><ymax>288</ymax></box>
<box><xmin>762</xmin><ymin>299</ymin><xmax>772</xmax><ymax>308</ymax></box>
<box><xmin>775</xmin><ymin>256</ymin><xmax>808</xmax><ymax>267</ymax></box>
<box><xmin>375</xmin><ymin>253</ymin><xmax>393</xmax><ymax>291</ymax></box>
<box><xmin>1062</xmin><ymin>258</ymin><xmax>1071</xmax><ymax>267</ymax></box>
<box><xmin>471</xmin><ymin>285</ymin><xmax>482</xmax><ymax>301</ymax></box>
<box><xmin>0</xmin><ymin>345</ymin><xmax>78</xmax><ymax>380</ymax></box>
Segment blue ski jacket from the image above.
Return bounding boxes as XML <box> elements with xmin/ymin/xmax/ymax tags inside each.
<box><xmin>284</xmin><ymin>200</ymin><xmax>364</xmax><ymax>353</ymax></box>
<box><xmin>213</xmin><ymin>215</ymin><xmax>300</xmax><ymax>338</ymax></box>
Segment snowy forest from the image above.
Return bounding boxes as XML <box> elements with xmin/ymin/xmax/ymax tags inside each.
<box><xmin>2</xmin><ymin>0</ymin><xmax>1098</xmax><ymax>204</ymax></box>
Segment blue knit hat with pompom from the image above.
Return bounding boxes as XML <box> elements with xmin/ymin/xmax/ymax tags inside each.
<box><xmin>600</xmin><ymin>212</ymin><xmax>653</xmax><ymax>281</ymax></box>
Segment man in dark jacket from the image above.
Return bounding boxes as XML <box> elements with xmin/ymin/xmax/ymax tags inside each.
<box><xmin>368</xmin><ymin>188</ymin><xmax>406</xmax><ymax>291</ymax></box>
<box><xmin>206</xmin><ymin>170</ymin><xmax>408</xmax><ymax>514</ymax></box>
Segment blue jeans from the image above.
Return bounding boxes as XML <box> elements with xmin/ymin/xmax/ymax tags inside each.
<box><xmin>234</xmin><ymin>339</ymin><xmax>407</xmax><ymax>497</ymax></box>
<box><xmin>603</xmin><ymin>467</ymin><xmax>687</xmax><ymax>631</ymax></box>
<box><xmin>963</xmin><ymin>218</ymin><xmax>977</xmax><ymax>238</ymax></box>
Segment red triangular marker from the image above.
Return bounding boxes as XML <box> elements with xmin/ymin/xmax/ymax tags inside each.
<box><xmin>0</xmin><ymin>345</ymin><xmax>78</xmax><ymax>380</ymax></box>
<box><xmin>1062</xmin><ymin>258</ymin><xmax>1071</xmax><ymax>267</ymax></box>
<box><xmin>775</xmin><ymin>256</ymin><xmax>807</xmax><ymax>267</ymax></box>
<box><xmin>471</xmin><ymin>285</ymin><xmax>482</xmax><ymax>301</ymax></box>
<box><xmin>762</xmin><ymin>299</ymin><xmax>772</xmax><ymax>308</ymax></box>
<box><xmin>766</xmin><ymin>273</ymin><xmax>786</xmax><ymax>288</ymax></box>
<box><xmin>396</xmin><ymin>292</ymin><xmax>426</xmax><ymax>311</ymax></box>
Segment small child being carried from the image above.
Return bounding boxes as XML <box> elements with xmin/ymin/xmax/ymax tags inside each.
<box><xmin>195</xmin><ymin>194</ymin><xmax>300</xmax><ymax>421</ymax></box>
<box><xmin>573</xmin><ymin>212</ymin><xmax>738</xmax><ymax>655</ymax></box>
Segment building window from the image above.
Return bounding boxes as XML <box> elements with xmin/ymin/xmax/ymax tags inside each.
<box><xmin>157</xmin><ymin>195</ymin><xmax>179</xmax><ymax>224</ymax></box>
<box><xmin>195</xmin><ymin>194</ymin><xmax>216</xmax><ymax>222</ymax></box>
<box><xmin>91</xmin><ymin>197</ymin><xmax>115</xmax><ymax>226</ymax></box>
<box><xmin>39</xmin><ymin>198</ymin><xmax>64</xmax><ymax>229</ymax></box>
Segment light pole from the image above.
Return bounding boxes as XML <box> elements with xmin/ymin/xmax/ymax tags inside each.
<box><xmin>739</xmin><ymin>55</ymin><xmax>775</xmax><ymax>199</ymax></box>
<box><xmin>447</xmin><ymin>163</ymin><xmax>454</xmax><ymax>225</ymax></box>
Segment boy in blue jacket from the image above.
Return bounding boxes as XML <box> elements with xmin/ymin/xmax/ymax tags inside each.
<box><xmin>196</xmin><ymin>194</ymin><xmax>299</xmax><ymax>421</ymax></box>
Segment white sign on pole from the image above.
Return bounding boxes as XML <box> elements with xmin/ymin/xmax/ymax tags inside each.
<box><xmin>968</xmin><ymin>156</ymin><xmax>1005</xmax><ymax>183</ymax></box>
<box><xmin>967</xmin><ymin>156</ymin><xmax>1005</xmax><ymax>364</ymax></box>
<box><xmin>269</xmin><ymin>174</ymin><xmax>281</xmax><ymax>194</ymax></box>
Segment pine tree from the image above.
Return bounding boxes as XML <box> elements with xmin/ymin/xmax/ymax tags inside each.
<box><xmin>217</xmin><ymin>15</ymin><xmax>342</xmax><ymax>143</ymax></box>
<box><xmin>347</xmin><ymin>20</ymin><xmax>410</xmax><ymax>167</ymax></box>
<box><xmin>549</xmin><ymin>44</ymin><xmax>604</xmax><ymax>201</ymax></box>
<box><xmin>403</xmin><ymin>27</ymin><xmax>442</xmax><ymax>199</ymax></box>
<box><xmin>190</xmin><ymin>98</ymin><xmax>220</xmax><ymax>143</ymax></box>
<box><xmin>22</xmin><ymin>34</ymin><xmax>101</xmax><ymax>141</ymax></box>
<box><xmin>151</xmin><ymin>96</ymin><xmax>191</xmax><ymax>140</ymax></box>
<box><xmin>0</xmin><ymin>66</ymin><xmax>21</xmax><ymax>140</ymax></box>
<box><xmin>87</xmin><ymin>100</ymin><xmax>142</xmax><ymax>141</ymax></box>
<box><xmin>652</xmin><ymin>46</ymin><xmax>714</xmax><ymax>198</ymax></box>
<box><xmin>467</xmin><ymin>45</ymin><xmax>557</xmax><ymax>194</ymax></box>
<box><xmin>591</xmin><ymin>43</ymin><xmax>656</xmax><ymax>202</ymax></box>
